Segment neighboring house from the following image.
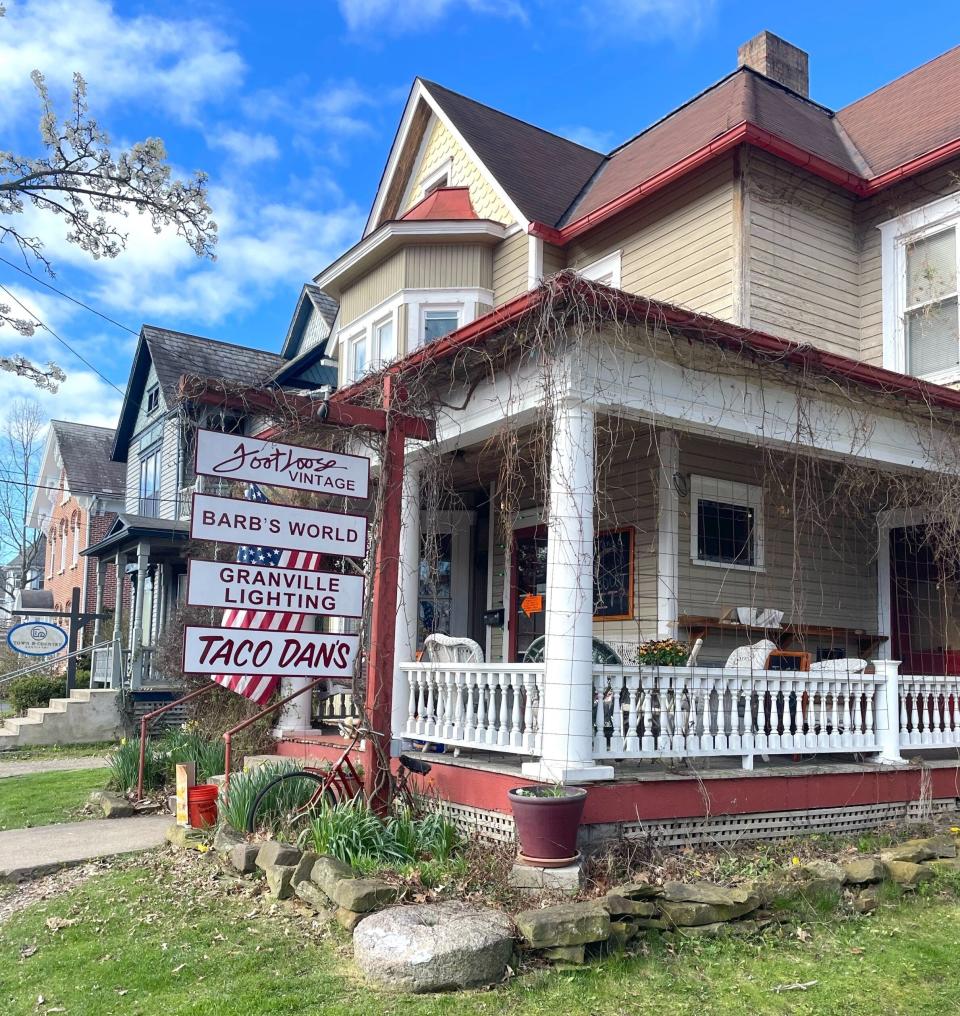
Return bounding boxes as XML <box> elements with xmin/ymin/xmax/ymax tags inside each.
<box><xmin>266</xmin><ymin>29</ymin><xmax>960</xmax><ymax>829</ymax></box>
<box><xmin>0</xmin><ymin>538</ymin><xmax>45</xmax><ymax>633</ymax></box>
<box><xmin>27</xmin><ymin>422</ymin><xmax>126</xmax><ymax>650</ymax></box>
<box><xmin>82</xmin><ymin>326</ymin><xmax>286</xmax><ymax>686</ymax></box>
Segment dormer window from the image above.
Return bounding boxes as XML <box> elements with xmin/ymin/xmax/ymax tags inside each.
<box><xmin>578</xmin><ymin>250</ymin><xmax>623</xmax><ymax>288</ymax></box>
<box><xmin>423</xmin><ymin>307</ymin><xmax>460</xmax><ymax>344</ymax></box>
<box><xmin>146</xmin><ymin>385</ymin><xmax>160</xmax><ymax>415</ymax></box>
<box><xmin>881</xmin><ymin>194</ymin><xmax>960</xmax><ymax>384</ymax></box>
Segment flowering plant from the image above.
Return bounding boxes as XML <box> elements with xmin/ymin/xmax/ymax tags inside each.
<box><xmin>632</xmin><ymin>638</ymin><xmax>689</xmax><ymax>667</ymax></box>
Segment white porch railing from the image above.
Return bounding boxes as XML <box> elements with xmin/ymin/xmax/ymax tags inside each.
<box><xmin>898</xmin><ymin>675</ymin><xmax>960</xmax><ymax>748</ymax></box>
<box><xmin>398</xmin><ymin>662</ymin><xmax>545</xmax><ymax>755</ymax></box>
<box><xmin>593</xmin><ymin>666</ymin><xmax>884</xmax><ymax>760</ymax></box>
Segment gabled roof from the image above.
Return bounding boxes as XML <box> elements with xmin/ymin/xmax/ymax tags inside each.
<box><xmin>280</xmin><ymin>284</ymin><xmax>339</xmax><ymax>360</ymax></box>
<box><xmin>81</xmin><ymin>512</ymin><xmax>189</xmax><ymax>557</ymax></box>
<box><xmin>113</xmin><ymin>326</ymin><xmax>284</xmax><ymax>461</ymax></box>
<box><xmin>49</xmin><ymin>421</ymin><xmax>125</xmax><ymax>498</ymax></box>
<box><xmin>420</xmin><ymin>80</ymin><xmax>606</xmax><ymax>228</ymax></box>
<box><xmin>402</xmin><ymin>186</ymin><xmax>478</xmax><ymax>221</ymax></box>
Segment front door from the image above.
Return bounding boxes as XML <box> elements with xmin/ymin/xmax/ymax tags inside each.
<box><xmin>510</xmin><ymin>526</ymin><xmax>547</xmax><ymax>661</ymax></box>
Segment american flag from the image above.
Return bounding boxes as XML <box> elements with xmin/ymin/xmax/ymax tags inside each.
<box><xmin>211</xmin><ymin>483</ymin><xmax>324</xmax><ymax>705</ymax></box>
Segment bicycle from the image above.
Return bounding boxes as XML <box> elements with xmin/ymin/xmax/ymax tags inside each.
<box><xmin>244</xmin><ymin>725</ymin><xmax>432</xmax><ymax>834</ymax></box>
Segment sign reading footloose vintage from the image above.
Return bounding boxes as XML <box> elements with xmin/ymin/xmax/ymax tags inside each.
<box><xmin>194</xmin><ymin>428</ymin><xmax>370</xmax><ymax>499</ymax></box>
<box><xmin>186</xmin><ymin>558</ymin><xmax>365</xmax><ymax>618</ymax></box>
<box><xmin>182</xmin><ymin>626</ymin><xmax>361</xmax><ymax>678</ymax></box>
<box><xmin>190</xmin><ymin>492</ymin><xmax>368</xmax><ymax>559</ymax></box>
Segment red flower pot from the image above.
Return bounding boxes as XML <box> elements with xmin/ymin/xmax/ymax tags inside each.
<box><xmin>508</xmin><ymin>786</ymin><xmax>587</xmax><ymax>867</ymax></box>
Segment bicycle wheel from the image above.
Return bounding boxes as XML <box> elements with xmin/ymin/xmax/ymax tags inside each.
<box><xmin>245</xmin><ymin>770</ymin><xmax>333</xmax><ymax>834</ymax></box>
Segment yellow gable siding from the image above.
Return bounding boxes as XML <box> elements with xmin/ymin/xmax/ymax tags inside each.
<box><xmin>404</xmin><ymin>115</ymin><xmax>514</xmax><ymax>225</ymax></box>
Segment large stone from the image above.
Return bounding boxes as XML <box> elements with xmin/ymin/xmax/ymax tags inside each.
<box><xmin>843</xmin><ymin>858</ymin><xmax>885</xmax><ymax>885</ymax></box>
<box><xmin>291</xmin><ymin>851</ymin><xmax>319</xmax><ymax>887</ymax></box>
<box><xmin>255</xmin><ymin>840</ymin><xmax>301</xmax><ymax>870</ymax></box>
<box><xmin>265</xmin><ymin>864</ymin><xmax>297</xmax><ymax>900</ymax></box>
<box><xmin>542</xmin><ymin>944</ymin><xmax>586</xmax><ymax>964</ymax></box>
<box><xmin>607</xmin><ymin>882</ymin><xmax>663</xmax><ymax>900</ymax></box>
<box><xmin>602</xmin><ymin>895</ymin><xmax>658</xmax><ymax>918</ymax></box>
<box><xmin>661</xmin><ymin>882</ymin><xmax>758</xmax><ymax>907</ymax></box>
<box><xmin>658</xmin><ymin>898</ymin><xmax>759</xmax><ymax>927</ymax></box>
<box><xmin>229</xmin><ymin>842</ymin><xmax>261</xmax><ymax>875</ymax></box>
<box><xmin>884</xmin><ymin>860</ymin><xmax>935</xmax><ymax>887</ymax></box>
<box><xmin>929</xmin><ymin>857</ymin><xmax>960</xmax><ymax>874</ymax></box>
<box><xmin>329</xmin><ymin>878</ymin><xmax>398</xmax><ymax>914</ymax></box>
<box><xmin>515</xmin><ymin>901</ymin><xmax>610</xmax><ymax>948</ymax></box>
<box><xmin>311</xmin><ymin>855</ymin><xmax>355</xmax><ymax>897</ymax></box>
<box><xmin>295</xmin><ymin>881</ymin><xmax>331</xmax><ymax>912</ymax></box>
<box><xmin>509</xmin><ymin>862</ymin><xmax>583</xmax><ymax>894</ymax></box>
<box><xmin>879</xmin><ymin>837</ymin><xmax>955</xmax><ymax>865</ymax></box>
<box><xmin>799</xmin><ymin>860</ymin><xmax>847</xmax><ymax>884</ymax></box>
<box><xmin>100</xmin><ymin>792</ymin><xmax>135</xmax><ymax>819</ymax></box>
<box><xmin>854</xmin><ymin>886</ymin><xmax>881</xmax><ymax>914</ymax></box>
<box><xmin>165</xmin><ymin>823</ymin><xmax>207</xmax><ymax>851</ymax></box>
<box><xmin>354</xmin><ymin>902</ymin><xmax>515</xmax><ymax>993</ymax></box>
<box><xmin>213</xmin><ymin>826</ymin><xmax>245</xmax><ymax>856</ymax></box>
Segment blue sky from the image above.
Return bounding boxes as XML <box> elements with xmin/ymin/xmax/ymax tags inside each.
<box><xmin>0</xmin><ymin>0</ymin><xmax>957</xmax><ymax>429</ymax></box>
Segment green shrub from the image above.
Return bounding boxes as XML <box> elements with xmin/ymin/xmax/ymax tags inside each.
<box><xmin>106</xmin><ymin>729</ymin><xmax>227</xmax><ymax>794</ymax></box>
<box><xmin>6</xmin><ymin>673</ymin><xmax>65</xmax><ymax>715</ymax></box>
<box><xmin>107</xmin><ymin>737</ymin><xmax>164</xmax><ymax>793</ymax></box>
<box><xmin>218</xmin><ymin>760</ymin><xmax>317</xmax><ymax>835</ymax></box>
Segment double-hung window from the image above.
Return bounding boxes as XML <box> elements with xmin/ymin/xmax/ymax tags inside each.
<box><xmin>423</xmin><ymin>308</ymin><xmax>460</xmax><ymax>344</ymax></box>
<box><xmin>348</xmin><ymin>332</ymin><xmax>368</xmax><ymax>382</ymax></box>
<box><xmin>690</xmin><ymin>475</ymin><xmax>764</xmax><ymax>571</ymax></box>
<box><xmin>373</xmin><ymin>315</ymin><xmax>395</xmax><ymax>367</ymax></box>
<box><xmin>881</xmin><ymin>194</ymin><xmax>960</xmax><ymax>383</ymax></box>
<box><xmin>139</xmin><ymin>444</ymin><xmax>162</xmax><ymax>517</ymax></box>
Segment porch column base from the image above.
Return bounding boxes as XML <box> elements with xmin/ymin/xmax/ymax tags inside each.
<box><xmin>521</xmin><ymin>760</ymin><xmax>615</xmax><ymax>784</ymax></box>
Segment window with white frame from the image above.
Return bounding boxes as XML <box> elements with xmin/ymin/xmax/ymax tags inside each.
<box><xmin>58</xmin><ymin>521</ymin><xmax>67</xmax><ymax>572</ymax></box>
<box><xmin>420</xmin><ymin>160</ymin><xmax>452</xmax><ymax>199</ymax></box>
<box><xmin>47</xmin><ymin>532</ymin><xmax>55</xmax><ymax>578</ymax></box>
<box><xmin>71</xmin><ymin>516</ymin><xmax>79</xmax><ymax>567</ymax></box>
<box><xmin>373</xmin><ymin>314</ymin><xmax>395</xmax><ymax>367</ymax></box>
<box><xmin>690</xmin><ymin>475</ymin><xmax>764</xmax><ymax>571</ymax></box>
<box><xmin>347</xmin><ymin>332</ymin><xmax>368</xmax><ymax>382</ymax></box>
<box><xmin>422</xmin><ymin>307</ymin><xmax>460</xmax><ymax>344</ymax></box>
<box><xmin>139</xmin><ymin>444</ymin><xmax>162</xmax><ymax>518</ymax></box>
<box><xmin>881</xmin><ymin>194</ymin><xmax>960</xmax><ymax>383</ymax></box>
<box><xmin>578</xmin><ymin>250</ymin><xmax>622</xmax><ymax>288</ymax></box>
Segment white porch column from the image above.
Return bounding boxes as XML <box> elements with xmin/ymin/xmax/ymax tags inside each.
<box><xmin>391</xmin><ymin>455</ymin><xmax>421</xmax><ymax>751</ymax></box>
<box><xmin>112</xmin><ymin>554</ymin><xmax>125</xmax><ymax>643</ymax></box>
<box><xmin>92</xmin><ymin>558</ymin><xmax>105</xmax><ymax>644</ymax></box>
<box><xmin>656</xmin><ymin>430</ymin><xmax>680</xmax><ymax>638</ymax></box>
<box><xmin>873</xmin><ymin>658</ymin><xmax>903</xmax><ymax>763</ymax></box>
<box><xmin>276</xmin><ymin>614</ymin><xmax>317</xmax><ymax>735</ymax></box>
<box><xmin>523</xmin><ymin>398</ymin><xmax>613</xmax><ymax>783</ymax></box>
<box><xmin>131</xmin><ymin>543</ymin><xmax>149</xmax><ymax>689</ymax></box>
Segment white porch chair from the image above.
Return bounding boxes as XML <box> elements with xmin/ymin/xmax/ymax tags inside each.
<box><xmin>724</xmin><ymin>638</ymin><xmax>778</xmax><ymax>670</ymax></box>
<box><xmin>423</xmin><ymin>633</ymin><xmax>484</xmax><ymax>663</ymax></box>
<box><xmin>808</xmin><ymin>658</ymin><xmax>869</xmax><ymax>674</ymax></box>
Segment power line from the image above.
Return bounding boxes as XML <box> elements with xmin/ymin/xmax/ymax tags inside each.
<box><xmin>0</xmin><ymin>255</ymin><xmax>138</xmax><ymax>336</ymax></box>
<box><xmin>0</xmin><ymin>283</ymin><xmax>125</xmax><ymax>395</ymax></box>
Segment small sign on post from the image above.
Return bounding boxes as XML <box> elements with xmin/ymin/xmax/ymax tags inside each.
<box><xmin>7</xmin><ymin>621</ymin><xmax>68</xmax><ymax>656</ymax></box>
<box><xmin>194</xmin><ymin>429</ymin><xmax>371</xmax><ymax>498</ymax></box>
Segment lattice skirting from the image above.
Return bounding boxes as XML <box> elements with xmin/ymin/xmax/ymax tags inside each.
<box><xmin>623</xmin><ymin>798</ymin><xmax>959</xmax><ymax>848</ymax></box>
<box><xmin>434</xmin><ymin>797</ymin><xmax>959</xmax><ymax>849</ymax></box>
<box><xmin>128</xmin><ymin>695</ymin><xmax>189</xmax><ymax>731</ymax></box>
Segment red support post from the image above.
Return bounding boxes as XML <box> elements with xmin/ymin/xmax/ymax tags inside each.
<box><xmin>363</xmin><ymin>374</ymin><xmax>406</xmax><ymax>813</ymax></box>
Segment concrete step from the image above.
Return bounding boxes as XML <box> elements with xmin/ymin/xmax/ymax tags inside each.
<box><xmin>47</xmin><ymin>698</ymin><xmax>71</xmax><ymax>712</ymax></box>
<box><xmin>0</xmin><ymin>690</ymin><xmax>123</xmax><ymax>748</ymax></box>
<box><xmin>27</xmin><ymin>707</ymin><xmax>58</xmax><ymax>722</ymax></box>
<box><xmin>68</xmin><ymin>689</ymin><xmax>93</xmax><ymax>702</ymax></box>
<box><xmin>243</xmin><ymin>753</ymin><xmax>289</xmax><ymax>771</ymax></box>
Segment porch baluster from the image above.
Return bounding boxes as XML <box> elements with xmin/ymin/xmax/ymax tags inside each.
<box><xmin>910</xmin><ymin>684</ymin><xmax>922</xmax><ymax>745</ymax></box>
<box><xmin>641</xmin><ymin>672</ymin><xmax>655</xmax><ymax>753</ymax></box>
<box><xmin>405</xmin><ymin>668</ymin><xmax>417</xmax><ymax>738</ymax></box>
<box><xmin>715</xmin><ymin>675</ymin><xmax>728</xmax><ymax>753</ymax></box>
<box><xmin>451</xmin><ymin>670</ymin><xmax>465</xmax><ymax>741</ymax></box>
<box><xmin>742</xmin><ymin>679</ymin><xmax>754</xmax><ymax>754</ymax></box>
<box><xmin>829</xmin><ymin>681</ymin><xmax>842</xmax><ymax>749</ymax></box>
<box><xmin>509</xmin><ymin>671</ymin><xmax>523</xmax><ymax>748</ymax></box>
<box><xmin>594</xmin><ymin>675</ymin><xmax>607</xmax><ymax>755</ymax></box>
<box><xmin>497</xmin><ymin>671</ymin><xmax>511</xmax><ymax>746</ymax></box>
<box><xmin>864</xmin><ymin>680</ymin><xmax>876</xmax><ymax>747</ymax></box>
<box><xmin>672</xmin><ymin>674</ymin><xmax>686</xmax><ymax>753</ymax></box>
<box><xmin>522</xmin><ymin>671</ymin><xmax>536</xmax><ymax>751</ymax></box>
<box><xmin>625</xmin><ymin>673</ymin><xmax>641</xmax><ymax>754</ymax></box>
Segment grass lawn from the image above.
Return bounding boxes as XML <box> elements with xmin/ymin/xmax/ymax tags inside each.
<box><xmin>0</xmin><ymin>741</ymin><xmax>118</xmax><ymax>763</ymax></box>
<box><xmin>2</xmin><ymin>854</ymin><xmax>960</xmax><ymax>1015</ymax></box>
<box><xmin>0</xmin><ymin>768</ymin><xmax>108</xmax><ymax>830</ymax></box>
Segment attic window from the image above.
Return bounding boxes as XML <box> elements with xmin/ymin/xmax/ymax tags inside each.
<box><xmin>146</xmin><ymin>385</ymin><xmax>160</xmax><ymax>415</ymax></box>
<box><xmin>420</xmin><ymin>160</ymin><xmax>452</xmax><ymax>199</ymax></box>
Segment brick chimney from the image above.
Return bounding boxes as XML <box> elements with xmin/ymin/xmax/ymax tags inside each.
<box><xmin>738</xmin><ymin>31</ymin><xmax>809</xmax><ymax>97</ymax></box>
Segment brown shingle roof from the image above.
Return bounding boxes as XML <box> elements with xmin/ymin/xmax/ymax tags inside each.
<box><xmin>837</xmin><ymin>46</ymin><xmax>960</xmax><ymax>175</ymax></box>
<box><xmin>421</xmin><ymin>79</ymin><xmax>605</xmax><ymax>227</ymax></box>
<box><xmin>50</xmin><ymin>421</ymin><xmax>125</xmax><ymax>498</ymax></box>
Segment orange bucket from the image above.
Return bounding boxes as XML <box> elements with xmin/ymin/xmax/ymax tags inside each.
<box><xmin>187</xmin><ymin>783</ymin><xmax>219</xmax><ymax>828</ymax></box>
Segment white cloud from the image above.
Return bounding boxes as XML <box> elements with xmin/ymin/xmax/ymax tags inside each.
<box><xmin>0</xmin><ymin>0</ymin><xmax>244</xmax><ymax>121</ymax></box>
<box><xmin>336</xmin><ymin>0</ymin><xmax>714</xmax><ymax>39</ymax></box>
<box><xmin>207</xmin><ymin>128</ymin><xmax>280</xmax><ymax>166</ymax></box>
<box><xmin>337</xmin><ymin>0</ymin><xmax>526</xmax><ymax>32</ymax></box>
<box><xmin>0</xmin><ymin>366</ymin><xmax>122</xmax><ymax>429</ymax></box>
<box><xmin>557</xmin><ymin>125</ymin><xmax>615</xmax><ymax>152</ymax></box>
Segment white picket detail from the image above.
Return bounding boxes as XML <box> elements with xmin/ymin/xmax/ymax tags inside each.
<box><xmin>898</xmin><ymin>676</ymin><xmax>960</xmax><ymax>748</ymax></box>
<box><xmin>592</xmin><ymin>666</ymin><xmax>884</xmax><ymax>760</ymax></box>
<box><xmin>398</xmin><ymin>663</ymin><xmax>544</xmax><ymax>755</ymax></box>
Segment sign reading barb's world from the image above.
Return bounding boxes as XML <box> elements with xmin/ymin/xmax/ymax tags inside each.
<box><xmin>194</xmin><ymin>429</ymin><xmax>370</xmax><ymax>499</ymax></box>
<box><xmin>182</xmin><ymin>626</ymin><xmax>360</xmax><ymax>679</ymax></box>
<box><xmin>190</xmin><ymin>492</ymin><xmax>368</xmax><ymax>559</ymax></box>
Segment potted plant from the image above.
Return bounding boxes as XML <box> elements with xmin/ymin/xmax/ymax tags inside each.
<box><xmin>508</xmin><ymin>783</ymin><xmax>587</xmax><ymax>867</ymax></box>
<box><xmin>632</xmin><ymin>638</ymin><xmax>689</xmax><ymax>666</ymax></box>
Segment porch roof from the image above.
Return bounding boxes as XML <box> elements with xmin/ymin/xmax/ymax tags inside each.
<box><xmin>81</xmin><ymin>514</ymin><xmax>189</xmax><ymax>558</ymax></box>
<box><xmin>332</xmin><ymin>274</ymin><xmax>960</xmax><ymax>421</ymax></box>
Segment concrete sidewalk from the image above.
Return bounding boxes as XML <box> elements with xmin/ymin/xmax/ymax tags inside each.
<box><xmin>0</xmin><ymin>756</ymin><xmax>110</xmax><ymax>779</ymax></box>
<box><xmin>0</xmin><ymin>815</ymin><xmax>170</xmax><ymax>881</ymax></box>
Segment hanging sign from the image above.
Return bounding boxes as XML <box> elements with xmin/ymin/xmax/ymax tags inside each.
<box><xmin>7</xmin><ymin>621</ymin><xmax>68</xmax><ymax>656</ymax></box>
<box><xmin>191</xmin><ymin>492</ymin><xmax>367</xmax><ymax>559</ymax></box>
<box><xmin>182</xmin><ymin>626</ymin><xmax>360</xmax><ymax>678</ymax></box>
<box><xmin>194</xmin><ymin>429</ymin><xmax>370</xmax><ymax>499</ymax></box>
<box><xmin>186</xmin><ymin>559</ymin><xmax>365</xmax><ymax>618</ymax></box>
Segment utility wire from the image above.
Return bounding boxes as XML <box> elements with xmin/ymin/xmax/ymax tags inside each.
<box><xmin>0</xmin><ymin>283</ymin><xmax>125</xmax><ymax>395</ymax></box>
<box><xmin>0</xmin><ymin>255</ymin><xmax>138</xmax><ymax>336</ymax></box>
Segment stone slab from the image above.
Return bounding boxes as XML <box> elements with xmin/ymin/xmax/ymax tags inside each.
<box><xmin>509</xmin><ymin>861</ymin><xmax>583</xmax><ymax>894</ymax></box>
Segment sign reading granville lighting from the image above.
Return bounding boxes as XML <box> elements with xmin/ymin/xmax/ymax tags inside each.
<box><xmin>186</xmin><ymin>558</ymin><xmax>365</xmax><ymax>618</ymax></box>
<box><xmin>182</xmin><ymin>626</ymin><xmax>360</xmax><ymax>678</ymax></box>
<box><xmin>191</xmin><ymin>492</ymin><xmax>368</xmax><ymax>559</ymax></box>
<box><xmin>194</xmin><ymin>429</ymin><xmax>370</xmax><ymax>499</ymax></box>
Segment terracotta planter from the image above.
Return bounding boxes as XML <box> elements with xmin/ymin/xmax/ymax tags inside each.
<box><xmin>508</xmin><ymin>786</ymin><xmax>587</xmax><ymax>867</ymax></box>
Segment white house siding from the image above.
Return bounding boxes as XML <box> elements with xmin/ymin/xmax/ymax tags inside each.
<box><xmin>746</xmin><ymin>150</ymin><xmax>860</xmax><ymax>357</ymax></box>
